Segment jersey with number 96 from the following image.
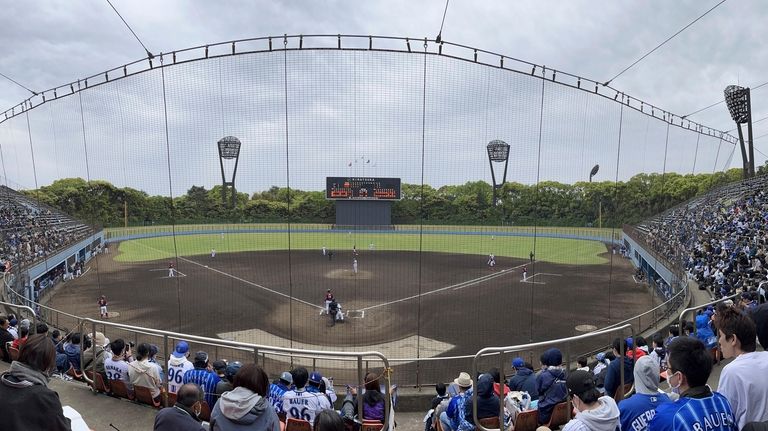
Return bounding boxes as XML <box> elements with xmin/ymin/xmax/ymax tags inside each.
<box><xmin>281</xmin><ymin>389</ymin><xmax>331</xmax><ymax>424</ymax></box>
<box><xmin>167</xmin><ymin>358</ymin><xmax>194</xmax><ymax>394</ymax></box>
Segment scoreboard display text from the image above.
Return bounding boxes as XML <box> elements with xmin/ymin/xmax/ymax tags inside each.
<box><xmin>326</xmin><ymin>177</ymin><xmax>401</xmax><ymax>200</ymax></box>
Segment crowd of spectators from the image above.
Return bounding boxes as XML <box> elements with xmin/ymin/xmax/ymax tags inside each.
<box><xmin>2</xmin><ymin>294</ymin><xmax>767</xmax><ymax>431</ymax></box>
<box><xmin>0</xmin><ymin>190</ymin><xmax>91</xmax><ymax>268</ymax></box>
<box><xmin>419</xmin><ymin>294</ymin><xmax>766</xmax><ymax>431</ymax></box>
<box><xmin>642</xmin><ymin>181</ymin><xmax>768</xmax><ymax>304</ymax></box>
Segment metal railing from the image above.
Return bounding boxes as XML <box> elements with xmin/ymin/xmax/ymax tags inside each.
<box><xmin>471</xmin><ymin>323</ymin><xmax>634</xmax><ymax>431</ymax></box>
<box><xmin>0</xmin><ymin>300</ymin><xmax>37</xmax><ymax>331</ymax></box>
<box><xmin>77</xmin><ymin>318</ymin><xmax>392</xmax><ymax>427</ymax></box>
<box><xmin>678</xmin><ymin>292</ymin><xmax>740</xmax><ymax>336</ymax></box>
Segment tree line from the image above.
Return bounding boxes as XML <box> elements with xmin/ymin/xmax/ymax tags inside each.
<box><xmin>22</xmin><ymin>169</ymin><xmax>745</xmax><ymax>228</ymax></box>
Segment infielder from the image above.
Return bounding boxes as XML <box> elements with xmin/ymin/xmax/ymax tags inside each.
<box><xmin>211</xmin><ymin>248</ymin><xmax>216</xmax><ymax>258</ymax></box>
<box><xmin>168</xmin><ymin>262</ymin><xmax>175</xmax><ymax>277</ymax></box>
<box><xmin>522</xmin><ymin>265</ymin><xmax>528</xmax><ymax>281</ymax></box>
<box><xmin>322</xmin><ymin>246</ymin><xmax>327</xmax><ymax>256</ymax></box>
<box><xmin>352</xmin><ymin>258</ymin><xmax>358</xmax><ymax>274</ymax></box>
<box><xmin>487</xmin><ymin>254</ymin><xmax>496</xmax><ymax>267</ymax></box>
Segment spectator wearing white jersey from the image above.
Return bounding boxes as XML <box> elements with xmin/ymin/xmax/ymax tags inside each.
<box><xmin>167</xmin><ymin>341</ymin><xmax>194</xmax><ymax>394</ymax></box>
<box><xmin>282</xmin><ymin>367</ymin><xmax>331</xmax><ymax>425</ymax></box>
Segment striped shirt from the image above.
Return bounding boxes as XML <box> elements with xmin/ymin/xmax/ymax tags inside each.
<box><xmin>649</xmin><ymin>387</ymin><xmax>737</xmax><ymax>431</ymax></box>
<box><xmin>183</xmin><ymin>368</ymin><xmax>221</xmax><ymax>407</ymax></box>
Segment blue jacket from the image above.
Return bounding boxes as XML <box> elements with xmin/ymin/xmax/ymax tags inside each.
<box><xmin>604</xmin><ymin>356</ymin><xmax>634</xmax><ymax>398</ymax></box>
<box><xmin>536</xmin><ymin>367</ymin><xmax>567</xmax><ymax>425</ymax></box>
<box><xmin>507</xmin><ymin>368</ymin><xmax>538</xmax><ymax>398</ymax></box>
<box><xmin>64</xmin><ymin>343</ymin><xmax>82</xmax><ymax>371</ymax></box>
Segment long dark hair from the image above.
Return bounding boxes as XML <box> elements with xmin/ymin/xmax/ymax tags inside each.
<box><xmin>362</xmin><ymin>372</ymin><xmax>385</xmax><ymax>406</ymax></box>
<box><xmin>19</xmin><ymin>334</ymin><xmax>56</xmax><ymax>374</ymax></box>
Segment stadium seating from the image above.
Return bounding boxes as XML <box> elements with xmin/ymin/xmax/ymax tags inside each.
<box><xmin>134</xmin><ymin>386</ymin><xmax>161</xmax><ymax>408</ymax></box>
<box><xmin>285</xmin><ymin>418</ymin><xmax>312</xmax><ymax>431</ymax></box>
<box><xmin>0</xmin><ymin>185</ymin><xmax>94</xmax><ymax>267</ymax></box>
<box><xmin>546</xmin><ymin>401</ymin><xmax>572</xmax><ymax>429</ymax></box>
<box><xmin>109</xmin><ymin>380</ymin><xmax>134</xmax><ymax>400</ymax></box>
<box><xmin>513</xmin><ymin>409</ymin><xmax>539</xmax><ymax>431</ymax></box>
<box><xmin>478</xmin><ymin>416</ymin><xmax>500</xmax><ymax>429</ymax></box>
<box><xmin>199</xmin><ymin>400</ymin><xmax>212</xmax><ymax>422</ymax></box>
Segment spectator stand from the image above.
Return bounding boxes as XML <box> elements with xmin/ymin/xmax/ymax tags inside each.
<box><xmin>76</xmin><ymin>317</ymin><xmax>394</xmax><ymax>427</ymax></box>
<box><xmin>471</xmin><ymin>323</ymin><xmax>634</xmax><ymax>431</ymax></box>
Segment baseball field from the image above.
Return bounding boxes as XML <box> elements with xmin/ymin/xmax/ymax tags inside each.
<box><xmin>47</xmin><ymin>226</ymin><xmax>650</xmax><ymax>384</ymax></box>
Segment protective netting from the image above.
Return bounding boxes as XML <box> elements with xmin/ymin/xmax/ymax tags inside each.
<box><xmin>0</xmin><ymin>38</ymin><xmax>741</xmax><ymax>386</ymax></box>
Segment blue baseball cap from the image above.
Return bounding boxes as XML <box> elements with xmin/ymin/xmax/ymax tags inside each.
<box><xmin>172</xmin><ymin>341</ymin><xmax>189</xmax><ymax>358</ymax></box>
<box><xmin>226</xmin><ymin>361</ymin><xmax>242</xmax><ymax>378</ymax></box>
<box><xmin>309</xmin><ymin>371</ymin><xmax>323</xmax><ymax>384</ymax></box>
<box><xmin>512</xmin><ymin>357</ymin><xmax>525</xmax><ymax>368</ymax></box>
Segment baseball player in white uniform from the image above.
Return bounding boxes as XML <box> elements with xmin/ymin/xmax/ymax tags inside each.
<box><xmin>211</xmin><ymin>248</ymin><xmax>216</xmax><ymax>258</ymax></box>
<box><xmin>168</xmin><ymin>262</ymin><xmax>175</xmax><ymax>277</ymax></box>
<box><xmin>487</xmin><ymin>254</ymin><xmax>496</xmax><ymax>267</ymax></box>
<box><xmin>352</xmin><ymin>258</ymin><xmax>358</xmax><ymax>274</ymax></box>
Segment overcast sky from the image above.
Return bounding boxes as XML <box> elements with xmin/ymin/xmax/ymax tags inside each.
<box><xmin>1</xmin><ymin>0</ymin><xmax>766</xmax><ymax>195</ymax></box>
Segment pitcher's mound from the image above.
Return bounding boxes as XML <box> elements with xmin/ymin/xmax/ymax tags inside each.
<box><xmin>325</xmin><ymin>269</ymin><xmax>373</xmax><ymax>280</ymax></box>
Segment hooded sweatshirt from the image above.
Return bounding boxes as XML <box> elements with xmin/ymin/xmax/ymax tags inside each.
<box><xmin>210</xmin><ymin>386</ymin><xmax>281</xmax><ymax>431</ymax></box>
<box><xmin>128</xmin><ymin>358</ymin><xmax>161</xmax><ymax>398</ymax></box>
<box><xmin>0</xmin><ymin>361</ymin><xmax>71</xmax><ymax>431</ymax></box>
<box><xmin>167</xmin><ymin>355</ymin><xmax>194</xmax><ymax>394</ymax></box>
<box><xmin>562</xmin><ymin>396</ymin><xmax>620</xmax><ymax>431</ymax></box>
<box><xmin>465</xmin><ymin>373</ymin><xmax>501</xmax><ymax>423</ymax></box>
<box><xmin>618</xmin><ymin>355</ymin><xmax>670</xmax><ymax>431</ymax></box>
<box><xmin>536</xmin><ymin>366</ymin><xmax>568</xmax><ymax>425</ymax></box>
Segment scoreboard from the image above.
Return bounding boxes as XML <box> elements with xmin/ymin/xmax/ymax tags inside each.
<box><xmin>326</xmin><ymin>177</ymin><xmax>401</xmax><ymax>200</ymax></box>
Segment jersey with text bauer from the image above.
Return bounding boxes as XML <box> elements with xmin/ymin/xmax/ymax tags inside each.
<box><xmin>649</xmin><ymin>391</ymin><xmax>736</xmax><ymax>431</ymax></box>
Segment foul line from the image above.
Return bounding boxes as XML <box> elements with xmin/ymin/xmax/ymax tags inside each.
<box><xmin>135</xmin><ymin>242</ymin><xmax>322</xmax><ymax>310</ymax></box>
<box><xmin>360</xmin><ymin>262</ymin><xmax>529</xmax><ymax>312</ymax></box>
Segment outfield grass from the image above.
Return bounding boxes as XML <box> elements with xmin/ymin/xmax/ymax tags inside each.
<box><xmin>115</xmin><ymin>231</ymin><xmax>609</xmax><ymax>265</ymax></box>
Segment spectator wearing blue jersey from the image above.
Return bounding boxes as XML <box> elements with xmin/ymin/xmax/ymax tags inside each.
<box><xmin>183</xmin><ymin>351</ymin><xmax>221</xmax><ymax>408</ymax></box>
<box><xmin>648</xmin><ymin>337</ymin><xmax>737</xmax><ymax>431</ymax></box>
<box><xmin>618</xmin><ymin>355</ymin><xmax>670</xmax><ymax>431</ymax></box>
<box><xmin>267</xmin><ymin>371</ymin><xmax>293</xmax><ymax>413</ymax></box>
<box><xmin>507</xmin><ymin>357</ymin><xmax>538</xmax><ymax>398</ymax></box>
<box><xmin>440</xmin><ymin>371</ymin><xmax>473</xmax><ymax>431</ymax></box>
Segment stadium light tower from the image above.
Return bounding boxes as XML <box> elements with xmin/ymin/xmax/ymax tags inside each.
<box><xmin>486</xmin><ymin>140</ymin><xmax>510</xmax><ymax>205</ymax></box>
<box><xmin>724</xmin><ymin>85</ymin><xmax>755</xmax><ymax>179</ymax></box>
<box><xmin>217</xmin><ymin>136</ymin><xmax>242</xmax><ymax>208</ymax></box>
<box><xmin>589</xmin><ymin>164</ymin><xmax>599</xmax><ymax>182</ymax></box>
